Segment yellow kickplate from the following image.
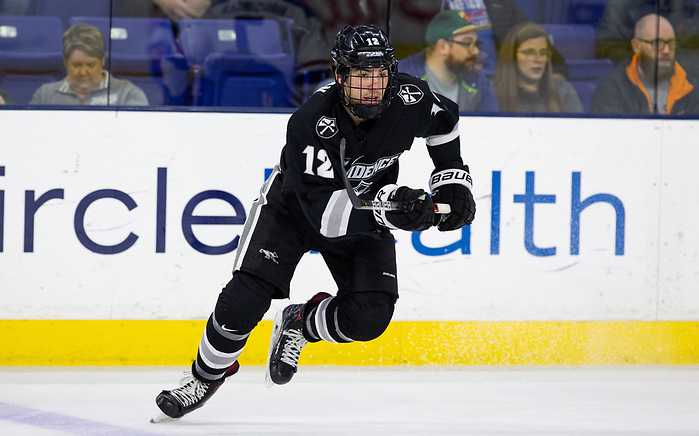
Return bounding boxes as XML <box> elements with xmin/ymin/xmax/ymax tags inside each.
<box><xmin>1</xmin><ymin>320</ymin><xmax>698</xmax><ymax>366</ymax></box>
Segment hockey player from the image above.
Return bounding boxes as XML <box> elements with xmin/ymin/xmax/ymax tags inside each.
<box><xmin>152</xmin><ymin>24</ymin><xmax>475</xmax><ymax>422</ymax></box>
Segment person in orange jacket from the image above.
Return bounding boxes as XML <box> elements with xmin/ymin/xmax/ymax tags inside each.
<box><xmin>591</xmin><ymin>13</ymin><xmax>699</xmax><ymax>115</ymax></box>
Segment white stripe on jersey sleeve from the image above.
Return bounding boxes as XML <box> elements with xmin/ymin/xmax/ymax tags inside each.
<box><xmin>425</xmin><ymin>121</ymin><xmax>460</xmax><ymax>147</ymax></box>
<box><xmin>320</xmin><ymin>189</ymin><xmax>353</xmax><ymax>238</ymax></box>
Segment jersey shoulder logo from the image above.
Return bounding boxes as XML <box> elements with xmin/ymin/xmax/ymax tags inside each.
<box><xmin>397</xmin><ymin>84</ymin><xmax>424</xmax><ymax>105</ymax></box>
<box><xmin>316</xmin><ymin>116</ymin><xmax>338</xmax><ymax>139</ymax></box>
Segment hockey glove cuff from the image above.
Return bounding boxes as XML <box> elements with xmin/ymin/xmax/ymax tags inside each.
<box><xmin>373</xmin><ymin>185</ymin><xmax>435</xmax><ymax>232</ymax></box>
<box><xmin>429</xmin><ymin>163</ymin><xmax>476</xmax><ymax>231</ymax></box>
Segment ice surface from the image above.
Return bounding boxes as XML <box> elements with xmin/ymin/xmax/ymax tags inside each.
<box><xmin>1</xmin><ymin>366</ymin><xmax>698</xmax><ymax>435</ymax></box>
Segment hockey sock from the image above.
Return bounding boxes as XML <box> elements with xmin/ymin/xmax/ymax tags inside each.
<box><xmin>194</xmin><ymin>272</ymin><xmax>276</xmax><ymax>381</ymax></box>
<box><xmin>304</xmin><ymin>292</ymin><xmax>395</xmax><ymax>343</ymax></box>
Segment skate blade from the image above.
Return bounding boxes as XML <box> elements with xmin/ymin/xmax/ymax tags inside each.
<box><xmin>265</xmin><ymin>309</ymin><xmax>284</xmax><ymax>388</ymax></box>
<box><xmin>150</xmin><ymin>410</ymin><xmax>178</xmax><ymax>423</ymax></box>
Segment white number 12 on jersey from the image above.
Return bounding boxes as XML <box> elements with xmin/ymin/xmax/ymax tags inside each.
<box><xmin>303</xmin><ymin>145</ymin><xmax>334</xmax><ymax>179</ymax></box>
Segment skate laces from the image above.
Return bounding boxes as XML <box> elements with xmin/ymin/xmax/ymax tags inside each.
<box><xmin>280</xmin><ymin>328</ymin><xmax>308</xmax><ymax>367</ymax></box>
<box><xmin>178</xmin><ymin>371</ymin><xmax>194</xmax><ymax>385</ymax></box>
<box><xmin>170</xmin><ymin>373</ymin><xmax>210</xmax><ymax>407</ymax></box>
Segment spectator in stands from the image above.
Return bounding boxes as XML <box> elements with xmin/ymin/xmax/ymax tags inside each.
<box><xmin>399</xmin><ymin>9</ymin><xmax>498</xmax><ymax>112</ymax></box>
<box><xmin>591</xmin><ymin>14</ymin><xmax>699</xmax><ymax>115</ymax></box>
<box><xmin>445</xmin><ymin>0</ymin><xmax>570</xmax><ymax>80</ymax></box>
<box><xmin>29</xmin><ymin>24</ymin><xmax>148</xmax><ymax>106</ymax></box>
<box><xmin>596</xmin><ymin>0</ymin><xmax>699</xmax><ymax>76</ymax></box>
<box><xmin>493</xmin><ymin>22</ymin><xmax>583</xmax><ymax>113</ymax></box>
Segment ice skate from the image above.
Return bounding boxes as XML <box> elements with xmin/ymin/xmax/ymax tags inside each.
<box><xmin>151</xmin><ymin>361</ymin><xmax>240</xmax><ymax>422</ymax></box>
<box><xmin>266</xmin><ymin>292</ymin><xmax>331</xmax><ymax>387</ymax></box>
<box><xmin>266</xmin><ymin>303</ymin><xmax>307</xmax><ymax>387</ymax></box>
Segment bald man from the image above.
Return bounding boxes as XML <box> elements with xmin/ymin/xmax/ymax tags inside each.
<box><xmin>596</xmin><ymin>0</ymin><xmax>699</xmax><ymax>69</ymax></box>
<box><xmin>591</xmin><ymin>14</ymin><xmax>699</xmax><ymax>115</ymax></box>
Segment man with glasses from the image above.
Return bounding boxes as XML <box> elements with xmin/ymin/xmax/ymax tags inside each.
<box><xmin>592</xmin><ymin>14</ymin><xmax>699</xmax><ymax>115</ymax></box>
<box><xmin>399</xmin><ymin>9</ymin><xmax>498</xmax><ymax>112</ymax></box>
<box><xmin>596</xmin><ymin>0</ymin><xmax>699</xmax><ymax>75</ymax></box>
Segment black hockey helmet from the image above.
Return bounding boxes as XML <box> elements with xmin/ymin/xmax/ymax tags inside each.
<box><xmin>331</xmin><ymin>25</ymin><xmax>398</xmax><ymax>120</ymax></box>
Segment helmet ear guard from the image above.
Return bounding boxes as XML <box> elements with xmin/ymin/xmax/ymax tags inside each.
<box><xmin>331</xmin><ymin>25</ymin><xmax>398</xmax><ymax>120</ymax></box>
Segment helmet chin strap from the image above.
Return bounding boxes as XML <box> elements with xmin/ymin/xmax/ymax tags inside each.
<box><xmin>340</xmin><ymin>88</ymin><xmax>383</xmax><ymax>121</ymax></box>
<box><xmin>349</xmin><ymin>102</ymin><xmax>384</xmax><ymax>120</ymax></box>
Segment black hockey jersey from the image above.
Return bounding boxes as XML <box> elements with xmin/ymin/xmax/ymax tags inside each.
<box><xmin>279</xmin><ymin>73</ymin><xmax>463</xmax><ymax>239</ymax></box>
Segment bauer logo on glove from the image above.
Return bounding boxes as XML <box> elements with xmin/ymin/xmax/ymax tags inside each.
<box><xmin>430</xmin><ymin>169</ymin><xmax>473</xmax><ymax>191</ymax></box>
<box><xmin>429</xmin><ymin>163</ymin><xmax>476</xmax><ymax>231</ymax></box>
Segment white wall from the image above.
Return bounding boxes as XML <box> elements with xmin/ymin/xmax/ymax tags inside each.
<box><xmin>1</xmin><ymin>110</ymin><xmax>697</xmax><ymax>321</ymax></box>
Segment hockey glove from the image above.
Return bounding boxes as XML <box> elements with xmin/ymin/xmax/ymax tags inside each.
<box><xmin>373</xmin><ymin>185</ymin><xmax>435</xmax><ymax>232</ymax></box>
<box><xmin>429</xmin><ymin>163</ymin><xmax>476</xmax><ymax>231</ymax></box>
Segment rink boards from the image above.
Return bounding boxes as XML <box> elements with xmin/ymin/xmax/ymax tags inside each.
<box><xmin>1</xmin><ymin>110</ymin><xmax>698</xmax><ymax>365</ymax></box>
<box><xmin>2</xmin><ymin>319</ymin><xmax>699</xmax><ymax>365</ymax></box>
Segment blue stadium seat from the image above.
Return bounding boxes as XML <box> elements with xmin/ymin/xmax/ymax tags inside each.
<box><xmin>542</xmin><ymin>24</ymin><xmax>597</xmax><ymax>60</ymax></box>
<box><xmin>69</xmin><ymin>17</ymin><xmax>189</xmax><ymax>105</ymax></box>
<box><xmin>0</xmin><ymin>15</ymin><xmax>65</xmax><ymax>104</ymax></box>
<box><xmin>568</xmin><ymin>0</ymin><xmax>611</xmax><ymax>26</ymax></box>
<box><xmin>179</xmin><ymin>18</ymin><xmax>295</xmax><ymax>107</ymax></box>
<box><xmin>544</xmin><ymin>0</ymin><xmax>573</xmax><ymax>24</ymax></box>
<box><xmin>513</xmin><ymin>0</ymin><xmax>546</xmax><ymax>22</ymax></box>
<box><xmin>567</xmin><ymin>59</ymin><xmax>615</xmax><ymax>112</ymax></box>
<box><xmin>31</xmin><ymin>0</ymin><xmax>111</xmax><ymax>30</ymax></box>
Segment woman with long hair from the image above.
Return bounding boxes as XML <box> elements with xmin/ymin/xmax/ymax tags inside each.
<box><xmin>493</xmin><ymin>21</ymin><xmax>583</xmax><ymax>113</ymax></box>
